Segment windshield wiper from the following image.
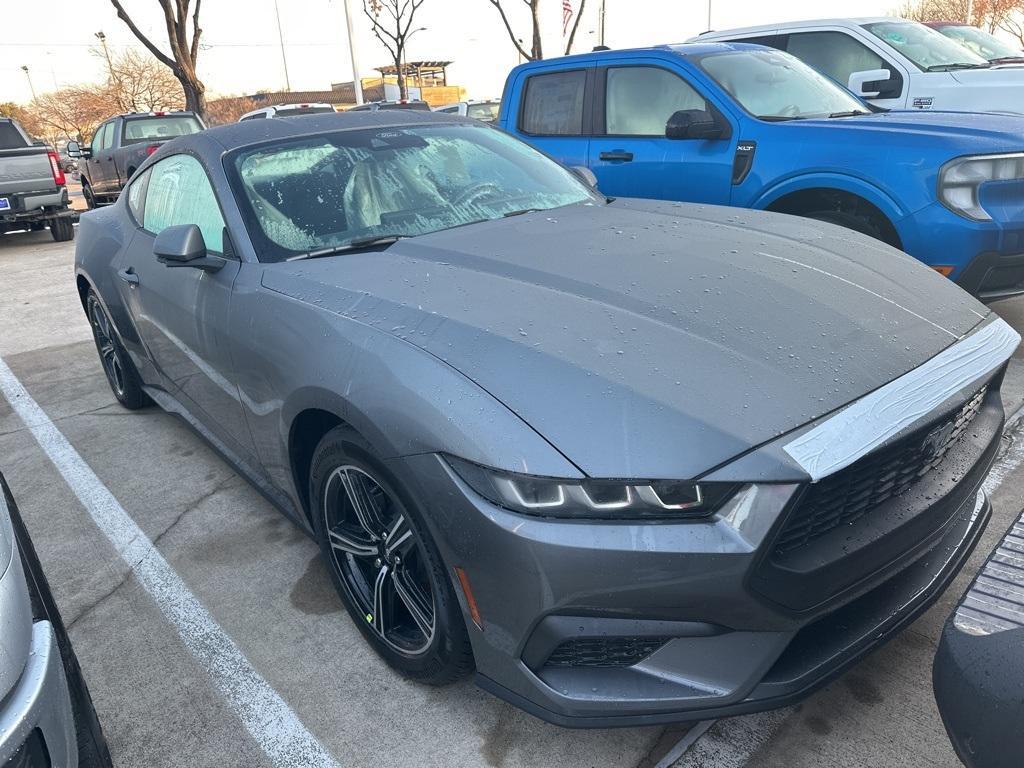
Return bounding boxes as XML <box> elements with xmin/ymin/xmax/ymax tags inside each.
<box><xmin>503</xmin><ymin>207</ymin><xmax>544</xmax><ymax>218</ymax></box>
<box><xmin>287</xmin><ymin>235</ymin><xmax>406</xmax><ymax>261</ymax></box>
<box><xmin>828</xmin><ymin>110</ymin><xmax>871</xmax><ymax>118</ymax></box>
<box><xmin>926</xmin><ymin>62</ymin><xmax>990</xmax><ymax>71</ymax></box>
<box><xmin>756</xmin><ymin>115</ymin><xmax>807</xmax><ymax>122</ymax></box>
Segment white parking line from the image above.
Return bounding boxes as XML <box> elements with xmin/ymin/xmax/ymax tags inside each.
<box><xmin>671</xmin><ymin>409</ymin><xmax>1024</xmax><ymax>768</ymax></box>
<box><xmin>0</xmin><ymin>357</ymin><xmax>341</xmax><ymax>768</ymax></box>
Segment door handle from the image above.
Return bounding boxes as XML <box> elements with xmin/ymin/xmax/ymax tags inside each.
<box><xmin>599</xmin><ymin>150</ymin><xmax>634</xmax><ymax>162</ymax></box>
<box><xmin>118</xmin><ymin>267</ymin><xmax>139</xmax><ymax>286</ymax></box>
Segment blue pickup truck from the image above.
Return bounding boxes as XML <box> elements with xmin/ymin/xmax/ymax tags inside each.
<box><xmin>498</xmin><ymin>42</ymin><xmax>1024</xmax><ymax>300</ymax></box>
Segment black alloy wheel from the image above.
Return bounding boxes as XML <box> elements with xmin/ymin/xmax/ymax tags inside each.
<box><xmin>310</xmin><ymin>426</ymin><xmax>474</xmax><ymax>683</ymax></box>
<box><xmin>86</xmin><ymin>290</ymin><xmax>149</xmax><ymax>409</ymax></box>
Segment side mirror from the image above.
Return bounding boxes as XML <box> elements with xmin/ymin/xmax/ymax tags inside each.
<box><xmin>153</xmin><ymin>224</ymin><xmax>223</xmax><ymax>271</ymax></box>
<box><xmin>666</xmin><ymin>109</ymin><xmax>725</xmax><ymax>140</ymax></box>
<box><xmin>66</xmin><ymin>141</ymin><xmax>89</xmax><ymax>158</ymax></box>
<box><xmin>570</xmin><ymin>165</ymin><xmax>599</xmax><ymax>189</ymax></box>
<box><xmin>847</xmin><ymin>69</ymin><xmax>894</xmax><ymax>99</ymax></box>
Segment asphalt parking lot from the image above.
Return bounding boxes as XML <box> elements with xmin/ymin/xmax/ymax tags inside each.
<box><xmin>3</xmin><ymin>227</ymin><xmax>1024</xmax><ymax>768</ymax></box>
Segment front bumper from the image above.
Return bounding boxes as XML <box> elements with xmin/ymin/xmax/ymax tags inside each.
<box><xmin>395</xmin><ymin>392</ymin><xmax>998</xmax><ymax>727</ymax></box>
<box><xmin>0</xmin><ymin>622</ymin><xmax>77</xmax><ymax>767</ymax></box>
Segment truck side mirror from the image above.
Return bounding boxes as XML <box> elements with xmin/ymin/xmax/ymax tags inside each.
<box><xmin>65</xmin><ymin>141</ymin><xmax>86</xmax><ymax>158</ymax></box>
<box><xmin>847</xmin><ymin>69</ymin><xmax>895</xmax><ymax>99</ymax></box>
<box><xmin>666</xmin><ymin>109</ymin><xmax>725</xmax><ymax>140</ymax></box>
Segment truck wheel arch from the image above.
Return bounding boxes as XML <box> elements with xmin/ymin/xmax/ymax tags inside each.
<box><xmin>762</xmin><ymin>185</ymin><xmax>903</xmax><ymax>250</ymax></box>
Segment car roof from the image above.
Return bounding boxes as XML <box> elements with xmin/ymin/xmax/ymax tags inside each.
<box><xmin>512</xmin><ymin>40</ymin><xmax>768</xmax><ymax>71</ymax></box>
<box><xmin>695</xmin><ymin>17</ymin><xmax>904</xmax><ymax>39</ymax></box>
<box><xmin>184</xmin><ymin>109</ymin><xmax>477</xmax><ymax>156</ymax></box>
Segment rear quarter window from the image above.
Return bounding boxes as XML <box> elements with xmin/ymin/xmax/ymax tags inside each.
<box><xmin>520</xmin><ymin>70</ymin><xmax>586</xmax><ymax>135</ymax></box>
<box><xmin>0</xmin><ymin>121</ymin><xmax>28</xmax><ymax>149</ymax></box>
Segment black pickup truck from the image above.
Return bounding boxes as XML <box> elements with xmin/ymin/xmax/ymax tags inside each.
<box><xmin>0</xmin><ymin>118</ymin><xmax>76</xmax><ymax>241</ymax></box>
<box><xmin>67</xmin><ymin>111</ymin><xmax>204</xmax><ymax>208</ymax></box>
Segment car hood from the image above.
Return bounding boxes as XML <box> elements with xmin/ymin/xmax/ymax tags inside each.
<box><xmin>262</xmin><ymin>200</ymin><xmax>988</xmax><ymax>479</ymax></box>
<box><xmin>787</xmin><ymin>110</ymin><xmax>1024</xmax><ymax>153</ymax></box>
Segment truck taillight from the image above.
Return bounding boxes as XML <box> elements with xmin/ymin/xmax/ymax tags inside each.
<box><xmin>145</xmin><ymin>144</ymin><xmax>160</xmax><ymax>156</ymax></box>
<box><xmin>47</xmin><ymin>151</ymin><xmax>66</xmax><ymax>187</ymax></box>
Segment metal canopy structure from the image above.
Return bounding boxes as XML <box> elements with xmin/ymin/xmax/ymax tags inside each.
<box><xmin>374</xmin><ymin>61</ymin><xmax>452</xmax><ymax>87</ymax></box>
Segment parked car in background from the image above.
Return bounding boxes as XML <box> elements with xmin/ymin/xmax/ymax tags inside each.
<box><xmin>933</xmin><ymin>503</ymin><xmax>1024</xmax><ymax>768</ymax></box>
<box><xmin>238</xmin><ymin>103</ymin><xmax>337</xmax><ymax>121</ymax></box>
<box><xmin>0</xmin><ymin>473</ymin><xmax>112</xmax><ymax>766</ymax></box>
<box><xmin>499</xmin><ymin>43</ymin><xmax>1024</xmax><ymax>299</ymax></box>
<box><xmin>0</xmin><ymin>117</ymin><xmax>76</xmax><ymax>241</ymax></box>
<box><xmin>67</xmin><ymin>111</ymin><xmax>205</xmax><ymax>208</ymax></box>
<box><xmin>434</xmin><ymin>100</ymin><xmax>501</xmax><ymax>122</ymax></box>
<box><xmin>925</xmin><ymin>21</ymin><xmax>1024</xmax><ymax>67</ymax></box>
<box><xmin>346</xmin><ymin>100</ymin><xmax>431</xmax><ymax>112</ymax></box>
<box><xmin>694</xmin><ymin>19</ymin><xmax>1024</xmax><ymax>113</ymax></box>
<box><xmin>75</xmin><ymin>110</ymin><xmax>1017</xmax><ymax>727</ymax></box>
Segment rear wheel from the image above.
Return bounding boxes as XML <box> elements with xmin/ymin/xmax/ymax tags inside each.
<box><xmin>86</xmin><ymin>290</ymin><xmax>149</xmax><ymax>409</ymax></box>
<box><xmin>309</xmin><ymin>426</ymin><xmax>473</xmax><ymax>684</ymax></box>
<box><xmin>50</xmin><ymin>217</ymin><xmax>74</xmax><ymax>242</ymax></box>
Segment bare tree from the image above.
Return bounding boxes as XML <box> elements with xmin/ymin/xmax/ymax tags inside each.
<box><xmin>1000</xmin><ymin>12</ymin><xmax>1024</xmax><ymax>44</ymax></box>
<box><xmin>30</xmin><ymin>86</ymin><xmax>119</xmax><ymax>145</ymax></box>
<box><xmin>204</xmin><ymin>95</ymin><xmax>262</xmax><ymax>125</ymax></box>
<box><xmin>364</xmin><ymin>0</ymin><xmax>428</xmax><ymax>99</ymax></box>
<box><xmin>107</xmin><ymin>0</ymin><xmax>207</xmax><ymax>119</ymax></box>
<box><xmin>486</xmin><ymin>0</ymin><xmax>588</xmax><ymax>61</ymax></box>
<box><xmin>895</xmin><ymin>0</ymin><xmax>1024</xmax><ymax>31</ymax></box>
<box><xmin>97</xmin><ymin>48</ymin><xmax>185</xmax><ymax>113</ymax></box>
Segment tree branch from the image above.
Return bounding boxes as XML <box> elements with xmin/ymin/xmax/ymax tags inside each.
<box><xmin>564</xmin><ymin>0</ymin><xmax>587</xmax><ymax>54</ymax></box>
<box><xmin>486</xmin><ymin>0</ymin><xmax>533</xmax><ymax>60</ymax></box>
<box><xmin>190</xmin><ymin>0</ymin><xmax>203</xmax><ymax>63</ymax></box>
<box><xmin>108</xmin><ymin>0</ymin><xmax>177</xmax><ymax>68</ymax></box>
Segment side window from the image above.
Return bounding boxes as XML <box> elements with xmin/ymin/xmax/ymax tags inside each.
<box><xmin>605</xmin><ymin>66</ymin><xmax>708</xmax><ymax>136</ymax></box>
<box><xmin>91</xmin><ymin>123</ymin><xmax>108</xmax><ymax>154</ymax></box>
<box><xmin>785</xmin><ymin>31</ymin><xmax>887</xmax><ymax>88</ymax></box>
<box><xmin>143</xmin><ymin>154</ymin><xmax>225</xmax><ymax>253</ymax></box>
<box><xmin>521</xmin><ymin>70</ymin><xmax>586</xmax><ymax>135</ymax></box>
<box><xmin>126</xmin><ymin>167</ymin><xmax>151</xmax><ymax>226</ymax></box>
<box><xmin>102</xmin><ymin>122</ymin><xmax>115</xmax><ymax>150</ymax></box>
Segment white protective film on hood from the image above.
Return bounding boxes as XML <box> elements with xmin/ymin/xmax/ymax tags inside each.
<box><xmin>785</xmin><ymin>317</ymin><xmax>1020</xmax><ymax>482</ymax></box>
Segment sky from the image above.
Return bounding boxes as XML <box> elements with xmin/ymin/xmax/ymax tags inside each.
<box><xmin>0</xmin><ymin>0</ymin><xmax>895</xmax><ymax>106</ymax></box>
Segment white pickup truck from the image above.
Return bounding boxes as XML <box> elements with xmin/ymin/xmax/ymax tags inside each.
<box><xmin>0</xmin><ymin>118</ymin><xmax>75</xmax><ymax>241</ymax></box>
<box><xmin>694</xmin><ymin>18</ymin><xmax>1024</xmax><ymax>114</ymax></box>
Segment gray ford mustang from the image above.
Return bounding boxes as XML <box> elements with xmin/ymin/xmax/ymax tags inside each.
<box><xmin>74</xmin><ymin>111</ymin><xmax>1019</xmax><ymax>727</ymax></box>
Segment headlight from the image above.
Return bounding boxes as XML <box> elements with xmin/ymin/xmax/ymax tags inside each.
<box><xmin>446</xmin><ymin>456</ymin><xmax>739</xmax><ymax>520</ymax></box>
<box><xmin>938</xmin><ymin>152</ymin><xmax>1024</xmax><ymax>221</ymax></box>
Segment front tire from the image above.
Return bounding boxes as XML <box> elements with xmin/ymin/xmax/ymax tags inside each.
<box><xmin>86</xmin><ymin>290</ymin><xmax>150</xmax><ymax>410</ymax></box>
<box><xmin>82</xmin><ymin>180</ymin><xmax>97</xmax><ymax>209</ymax></box>
<box><xmin>309</xmin><ymin>426</ymin><xmax>473</xmax><ymax>684</ymax></box>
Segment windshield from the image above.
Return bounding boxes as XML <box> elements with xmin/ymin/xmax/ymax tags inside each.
<box><xmin>229</xmin><ymin>123</ymin><xmax>598</xmax><ymax>262</ymax></box>
<box><xmin>122</xmin><ymin>115</ymin><xmax>203</xmax><ymax>144</ymax></box>
<box><xmin>934</xmin><ymin>24</ymin><xmax>1024</xmax><ymax>61</ymax></box>
<box><xmin>467</xmin><ymin>102</ymin><xmax>500</xmax><ymax>122</ymax></box>
<box><xmin>863</xmin><ymin>21</ymin><xmax>989</xmax><ymax>70</ymax></box>
<box><xmin>700</xmin><ymin>49</ymin><xmax>870</xmax><ymax>120</ymax></box>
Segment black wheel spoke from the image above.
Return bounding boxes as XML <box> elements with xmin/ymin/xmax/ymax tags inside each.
<box><xmin>337</xmin><ymin>468</ymin><xmax>383</xmax><ymax>538</ymax></box>
<box><xmin>392</xmin><ymin>566</ymin><xmax>434</xmax><ymax>640</ymax></box>
<box><xmin>328</xmin><ymin>525</ymin><xmax>378</xmax><ymax>558</ymax></box>
<box><xmin>371</xmin><ymin>564</ymin><xmax>390</xmax><ymax>637</ymax></box>
<box><xmin>383</xmin><ymin>513</ymin><xmax>414</xmax><ymax>557</ymax></box>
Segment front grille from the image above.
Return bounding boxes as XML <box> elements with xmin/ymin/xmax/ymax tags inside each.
<box><xmin>775</xmin><ymin>387</ymin><xmax>987</xmax><ymax>555</ymax></box>
<box><xmin>545</xmin><ymin>637</ymin><xmax>668</xmax><ymax>667</ymax></box>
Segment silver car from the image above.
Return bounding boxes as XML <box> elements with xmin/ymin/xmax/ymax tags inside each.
<box><xmin>0</xmin><ymin>474</ymin><xmax>111</xmax><ymax>765</ymax></box>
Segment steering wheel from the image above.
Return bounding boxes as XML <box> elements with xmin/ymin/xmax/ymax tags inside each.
<box><xmin>454</xmin><ymin>182</ymin><xmax>503</xmax><ymax>207</ymax></box>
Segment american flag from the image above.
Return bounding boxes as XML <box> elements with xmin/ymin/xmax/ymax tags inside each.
<box><xmin>562</xmin><ymin>0</ymin><xmax>574</xmax><ymax>35</ymax></box>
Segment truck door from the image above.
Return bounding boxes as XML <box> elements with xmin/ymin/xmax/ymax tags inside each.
<box><xmin>514</xmin><ymin>67</ymin><xmax>592</xmax><ymax>170</ymax></box>
<box><xmin>85</xmin><ymin>121</ymin><xmax>115</xmax><ymax>199</ymax></box>
<box><xmin>588</xmin><ymin>63</ymin><xmax>735</xmax><ymax>204</ymax></box>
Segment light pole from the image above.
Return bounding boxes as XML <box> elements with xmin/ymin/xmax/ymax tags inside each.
<box><xmin>342</xmin><ymin>0</ymin><xmax>364</xmax><ymax>104</ymax></box>
<box><xmin>402</xmin><ymin>26</ymin><xmax>427</xmax><ymax>99</ymax></box>
<box><xmin>21</xmin><ymin>66</ymin><xmax>36</xmax><ymax>101</ymax></box>
<box><xmin>273</xmin><ymin>0</ymin><xmax>292</xmax><ymax>92</ymax></box>
<box><xmin>95</xmin><ymin>30</ymin><xmax>115</xmax><ymax>80</ymax></box>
